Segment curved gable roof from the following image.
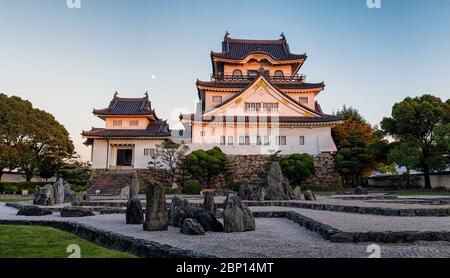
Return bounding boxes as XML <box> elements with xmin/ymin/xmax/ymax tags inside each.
<box><xmin>203</xmin><ymin>74</ymin><xmax>323</xmax><ymax>117</ymax></box>
<box><xmin>211</xmin><ymin>36</ymin><xmax>306</xmax><ymax>61</ymax></box>
<box><xmin>93</xmin><ymin>93</ymin><xmax>159</xmax><ymax>120</ymax></box>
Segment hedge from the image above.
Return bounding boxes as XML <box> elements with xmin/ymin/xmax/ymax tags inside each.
<box><xmin>0</xmin><ymin>182</ymin><xmax>48</xmax><ymax>195</ymax></box>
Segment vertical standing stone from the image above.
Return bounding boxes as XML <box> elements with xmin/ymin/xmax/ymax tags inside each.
<box><xmin>168</xmin><ymin>196</ymin><xmax>193</xmax><ymax>227</ymax></box>
<box><xmin>266</xmin><ymin>162</ymin><xmax>290</xmax><ymax>200</ymax></box>
<box><xmin>223</xmin><ymin>195</ymin><xmax>255</xmax><ymax>232</ymax></box>
<box><xmin>203</xmin><ymin>191</ymin><xmax>216</xmax><ymax>215</ymax></box>
<box><xmin>143</xmin><ymin>181</ymin><xmax>168</xmax><ymax>231</ymax></box>
<box><xmin>130</xmin><ymin>172</ymin><xmax>140</xmax><ymax>199</ymax></box>
<box><xmin>33</xmin><ymin>184</ymin><xmax>55</xmax><ymax>206</ymax></box>
<box><xmin>293</xmin><ymin>186</ymin><xmax>302</xmax><ymax>200</ymax></box>
<box><xmin>53</xmin><ymin>178</ymin><xmax>66</xmax><ymax>204</ymax></box>
<box><xmin>126</xmin><ymin>198</ymin><xmax>144</xmax><ymax>224</ymax></box>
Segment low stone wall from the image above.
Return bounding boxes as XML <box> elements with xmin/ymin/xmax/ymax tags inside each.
<box><xmin>91</xmin><ymin>153</ymin><xmax>341</xmax><ymax>189</ymax></box>
<box><xmin>0</xmin><ymin>219</ymin><xmax>212</xmax><ymax>258</ymax></box>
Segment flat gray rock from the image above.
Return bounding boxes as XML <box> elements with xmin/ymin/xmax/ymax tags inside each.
<box><xmin>60</xmin><ymin>207</ymin><xmax>95</xmax><ymax>217</ymax></box>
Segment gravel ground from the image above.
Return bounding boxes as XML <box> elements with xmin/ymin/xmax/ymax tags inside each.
<box><xmin>250</xmin><ymin>206</ymin><xmax>450</xmax><ymax>232</ymax></box>
<box><xmin>280</xmin><ymin>197</ymin><xmax>450</xmax><ymax>210</ymax></box>
<box><xmin>1</xmin><ymin>203</ymin><xmax>450</xmax><ymax>258</ymax></box>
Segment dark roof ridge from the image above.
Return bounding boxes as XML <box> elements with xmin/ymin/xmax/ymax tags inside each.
<box><xmin>224</xmin><ymin>37</ymin><xmax>286</xmax><ymax>44</ymax></box>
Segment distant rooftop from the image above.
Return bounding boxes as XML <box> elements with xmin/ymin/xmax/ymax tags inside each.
<box><xmin>93</xmin><ymin>92</ymin><xmax>158</xmax><ymax>119</ymax></box>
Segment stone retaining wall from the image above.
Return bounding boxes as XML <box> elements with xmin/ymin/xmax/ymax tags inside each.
<box><xmin>91</xmin><ymin>153</ymin><xmax>341</xmax><ymax>189</ymax></box>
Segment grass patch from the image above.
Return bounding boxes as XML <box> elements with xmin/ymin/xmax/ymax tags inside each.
<box><xmin>0</xmin><ymin>225</ymin><xmax>137</xmax><ymax>258</ymax></box>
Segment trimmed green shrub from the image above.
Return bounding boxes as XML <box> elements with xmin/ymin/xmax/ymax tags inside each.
<box><xmin>0</xmin><ymin>182</ymin><xmax>48</xmax><ymax>195</ymax></box>
<box><xmin>183</xmin><ymin>180</ymin><xmax>202</xmax><ymax>195</ymax></box>
<box><xmin>164</xmin><ymin>187</ymin><xmax>180</xmax><ymax>195</ymax></box>
<box><xmin>70</xmin><ymin>184</ymin><xmax>90</xmax><ymax>193</ymax></box>
<box><xmin>280</xmin><ymin>153</ymin><xmax>315</xmax><ymax>187</ymax></box>
<box><xmin>185</xmin><ymin>147</ymin><xmax>227</xmax><ymax>188</ymax></box>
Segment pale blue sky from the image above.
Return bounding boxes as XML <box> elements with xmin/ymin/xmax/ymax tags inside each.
<box><xmin>0</xmin><ymin>0</ymin><xmax>449</xmax><ymax>160</ymax></box>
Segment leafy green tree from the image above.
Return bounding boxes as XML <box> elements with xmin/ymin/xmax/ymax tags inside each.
<box><xmin>332</xmin><ymin>106</ymin><xmax>374</xmax><ymax>149</ymax></box>
<box><xmin>185</xmin><ymin>147</ymin><xmax>227</xmax><ymax>188</ymax></box>
<box><xmin>17</xmin><ymin>144</ymin><xmax>37</xmax><ymax>182</ymax></box>
<box><xmin>387</xmin><ymin>141</ymin><xmax>421</xmax><ymax>187</ymax></box>
<box><xmin>0</xmin><ymin>144</ymin><xmax>8</xmax><ymax>181</ymax></box>
<box><xmin>381</xmin><ymin>94</ymin><xmax>449</xmax><ymax>189</ymax></box>
<box><xmin>58</xmin><ymin>161</ymin><xmax>92</xmax><ymax>186</ymax></box>
<box><xmin>332</xmin><ymin>106</ymin><xmax>389</xmax><ymax>187</ymax></box>
<box><xmin>0</xmin><ymin>93</ymin><xmax>74</xmax><ymax>180</ymax></box>
<box><xmin>39</xmin><ymin>156</ymin><xmax>61</xmax><ymax>182</ymax></box>
<box><xmin>280</xmin><ymin>154</ymin><xmax>315</xmax><ymax>188</ymax></box>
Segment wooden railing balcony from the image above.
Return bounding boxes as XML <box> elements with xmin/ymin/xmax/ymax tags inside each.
<box><xmin>211</xmin><ymin>73</ymin><xmax>306</xmax><ymax>82</ymax></box>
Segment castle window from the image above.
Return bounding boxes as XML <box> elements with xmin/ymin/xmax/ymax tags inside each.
<box><xmin>112</xmin><ymin>120</ymin><xmax>122</xmax><ymax>126</ymax></box>
<box><xmin>275</xmin><ymin>136</ymin><xmax>287</xmax><ymax>145</ymax></box>
<box><xmin>228</xmin><ymin>136</ymin><xmax>234</xmax><ymax>145</ymax></box>
<box><xmin>263</xmin><ymin>103</ymin><xmax>279</xmax><ymax>112</ymax></box>
<box><xmin>200</xmin><ymin>131</ymin><xmax>206</xmax><ymax>136</ymax></box>
<box><xmin>129</xmin><ymin>120</ymin><xmax>139</xmax><ymax>126</ymax></box>
<box><xmin>256</xmin><ymin>136</ymin><xmax>262</xmax><ymax>145</ymax></box>
<box><xmin>144</xmin><ymin>148</ymin><xmax>158</xmax><ymax>156</ymax></box>
<box><xmin>212</xmin><ymin>96</ymin><xmax>222</xmax><ymax>103</ymax></box>
<box><xmin>239</xmin><ymin>136</ymin><xmax>250</xmax><ymax>145</ymax></box>
<box><xmin>274</xmin><ymin>70</ymin><xmax>284</xmax><ymax>79</ymax></box>
<box><xmin>220</xmin><ymin>136</ymin><xmax>226</xmax><ymax>145</ymax></box>
<box><xmin>299</xmin><ymin>97</ymin><xmax>308</xmax><ymax>104</ymax></box>
<box><xmin>232</xmin><ymin>69</ymin><xmax>242</xmax><ymax>78</ymax></box>
<box><xmin>245</xmin><ymin>102</ymin><xmax>261</xmax><ymax>112</ymax></box>
<box><xmin>299</xmin><ymin>136</ymin><xmax>305</xmax><ymax>145</ymax></box>
<box><xmin>264</xmin><ymin>136</ymin><xmax>270</xmax><ymax>145</ymax></box>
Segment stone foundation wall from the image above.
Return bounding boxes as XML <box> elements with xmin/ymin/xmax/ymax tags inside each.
<box><xmin>90</xmin><ymin>154</ymin><xmax>341</xmax><ymax>189</ymax></box>
<box><xmin>174</xmin><ymin>153</ymin><xmax>341</xmax><ymax>188</ymax></box>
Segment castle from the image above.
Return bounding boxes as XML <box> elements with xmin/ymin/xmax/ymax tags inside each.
<box><xmin>83</xmin><ymin>34</ymin><xmax>342</xmax><ymax>170</ymax></box>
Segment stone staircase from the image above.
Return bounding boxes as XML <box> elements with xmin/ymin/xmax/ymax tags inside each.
<box><xmin>87</xmin><ymin>170</ymin><xmax>138</xmax><ymax>197</ymax></box>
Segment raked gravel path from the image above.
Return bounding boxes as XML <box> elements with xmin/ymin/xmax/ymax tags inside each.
<box><xmin>250</xmin><ymin>206</ymin><xmax>450</xmax><ymax>232</ymax></box>
<box><xmin>1</xmin><ymin>203</ymin><xmax>450</xmax><ymax>258</ymax></box>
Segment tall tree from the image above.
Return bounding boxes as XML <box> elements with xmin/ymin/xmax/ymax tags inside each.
<box><xmin>0</xmin><ymin>93</ymin><xmax>74</xmax><ymax>179</ymax></box>
<box><xmin>332</xmin><ymin>106</ymin><xmax>374</xmax><ymax>149</ymax></box>
<box><xmin>381</xmin><ymin>94</ymin><xmax>449</xmax><ymax>189</ymax></box>
<box><xmin>332</xmin><ymin>106</ymin><xmax>388</xmax><ymax>187</ymax></box>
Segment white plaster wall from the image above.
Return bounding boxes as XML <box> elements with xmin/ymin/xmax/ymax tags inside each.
<box><xmin>91</xmin><ymin>139</ymin><xmax>108</xmax><ymax>169</ymax></box>
<box><xmin>189</xmin><ymin>125</ymin><xmax>336</xmax><ymax>155</ymax></box>
<box><xmin>104</xmin><ymin>118</ymin><xmax>149</xmax><ymax>129</ymax></box>
<box><xmin>205</xmin><ymin>85</ymin><xmax>317</xmax><ymax>117</ymax></box>
<box><xmin>91</xmin><ymin>139</ymin><xmax>166</xmax><ymax>169</ymax></box>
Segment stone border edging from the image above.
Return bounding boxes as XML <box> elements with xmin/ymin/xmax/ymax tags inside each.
<box><xmin>244</xmin><ymin>201</ymin><xmax>450</xmax><ymax>217</ymax></box>
<box><xmin>0</xmin><ymin>219</ymin><xmax>214</xmax><ymax>258</ymax></box>
<box><xmin>252</xmin><ymin>211</ymin><xmax>339</xmax><ymax>240</ymax></box>
<box><xmin>252</xmin><ymin>210</ymin><xmax>450</xmax><ymax>243</ymax></box>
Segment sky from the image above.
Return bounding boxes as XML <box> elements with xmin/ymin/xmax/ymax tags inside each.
<box><xmin>0</xmin><ymin>0</ymin><xmax>449</xmax><ymax>161</ymax></box>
